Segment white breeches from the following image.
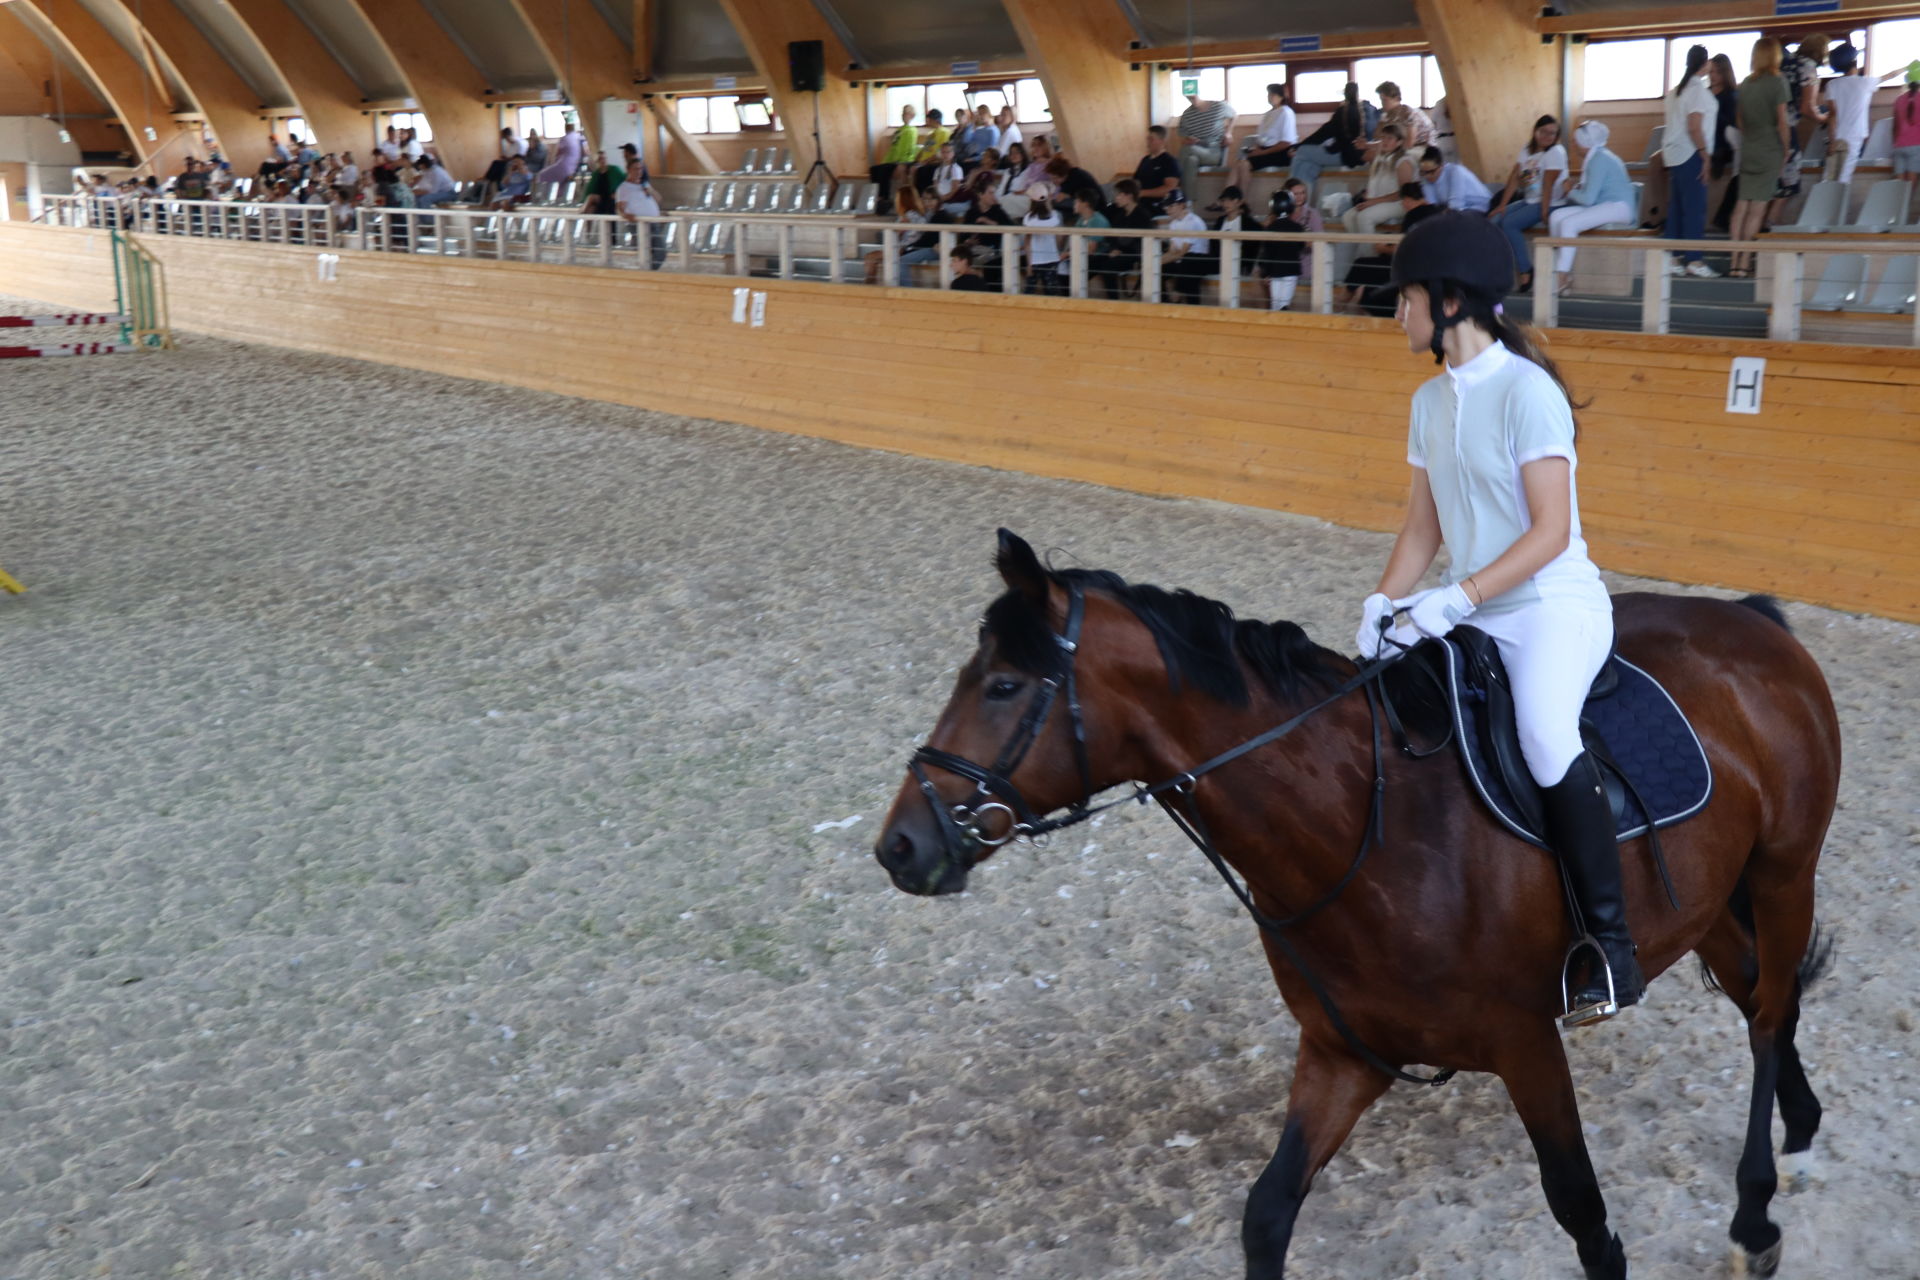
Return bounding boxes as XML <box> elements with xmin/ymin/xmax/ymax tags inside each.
<box><xmin>1549</xmin><ymin>201</ymin><xmax>1634</xmax><ymax>273</ymax></box>
<box><xmin>1267</xmin><ymin>275</ymin><xmax>1299</xmax><ymax>310</ymax></box>
<box><xmin>1469</xmin><ymin>598</ymin><xmax>1616</xmax><ymax>786</ymax></box>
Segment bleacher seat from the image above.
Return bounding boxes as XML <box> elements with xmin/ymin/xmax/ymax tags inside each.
<box><xmin>1775</xmin><ymin>181</ymin><xmax>1847</xmax><ymax>233</ymax></box>
<box><xmin>777</xmin><ymin>148</ymin><xmax>794</xmax><ymax>174</ymax></box>
<box><xmin>1601</xmin><ymin>182</ymin><xmax>1646</xmax><ymax>230</ymax></box>
<box><xmin>1800</xmin><ymin>127</ymin><xmax>1828</xmax><ymax>170</ymax></box>
<box><xmin>1850</xmin><ymin>256</ymin><xmax>1917</xmax><ymax>313</ymax></box>
<box><xmin>1861</xmin><ymin>116</ymin><xmax>1894</xmax><ymax>164</ymax></box>
<box><xmin>829</xmin><ymin>183</ymin><xmax>857</xmax><ymax>215</ymax></box>
<box><xmin>740</xmin><ymin>182</ymin><xmax>769</xmax><ymax>212</ymax></box>
<box><xmin>1805</xmin><ymin>254</ymin><xmax>1868</xmax><ymax>310</ymax></box>
<box><xmin>1640</xmin><ymin>126</ymin><xmax>1665</xmax><ymax>165</ymax></box>
<box><xmin>735</xmin><ymin>148</ymin><xmax>760</xmax><ymax>175</ymax></box>
<box><xmin>678</xmin><ymin>180</ymin><xmax>719</xmax><ymax>212</ymax></box>
<box><xmin>1840</xmin><ymin>180</ymin><xmax>1908</xmax><ymax>233</ymax></box>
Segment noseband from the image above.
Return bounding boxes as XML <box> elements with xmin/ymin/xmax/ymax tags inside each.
<box><xmin>908</xmin><ymin>582</ymin><xmax>1096</xmax><ymax>864</ymax></box>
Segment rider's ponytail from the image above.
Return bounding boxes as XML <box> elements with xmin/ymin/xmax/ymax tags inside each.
<box><xmin>1441</xmin><ymin>283</ymin><xmax>1589</xmax><ymax>438</ymax></box>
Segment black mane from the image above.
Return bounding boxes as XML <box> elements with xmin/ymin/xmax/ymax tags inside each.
<box><xmin>982</xmin><ymin>567</ymin><xmax>1349</xmax><ymax>708</ymax></box>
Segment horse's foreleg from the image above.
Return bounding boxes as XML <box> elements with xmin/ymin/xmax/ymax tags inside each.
<box><xmin>1499</xmin><ymin>1029</ymin><xmax>1627</xmax><ymax>1280</ymax></box>
<box><xmin>1242</xmin><ymin>1038</ymin><xmax>1391</xmax><ymax>1280</ymax></box>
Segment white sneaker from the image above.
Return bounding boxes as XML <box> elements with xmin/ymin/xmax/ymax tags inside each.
<box><xmin>1683</xmin><ymin>261</ymin><xmax>1721</xmax><ymax>279</ymax></box>
<box><xmin>1662</xmin><ymin>258</ymin><xmax>1683</xmax><ymax>276</ymax></box>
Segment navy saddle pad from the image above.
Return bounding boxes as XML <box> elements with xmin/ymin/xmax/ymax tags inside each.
<box><xmin>1438</xmin><ymin>630</ymin><xmax>1712</xmax><ymax>849</ymax></box>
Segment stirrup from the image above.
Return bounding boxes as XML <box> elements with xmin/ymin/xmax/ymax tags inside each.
<box><xmin>1559</xmin><ymin>933</ymin><xmax>1620</xmax><ymax>1029</ymax></box>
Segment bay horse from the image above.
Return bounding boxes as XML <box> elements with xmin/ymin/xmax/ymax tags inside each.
<box><xmin>875</xmin><ymin>530</ymin><xmax>1840</xmax><ymax>1280</ymax></box>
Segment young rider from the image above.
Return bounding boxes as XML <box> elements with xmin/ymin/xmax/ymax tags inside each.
<box><xmin>1356</xmin><ymin>211</ymin><xmax>1641</xmax><ymax>1024</ymax></box>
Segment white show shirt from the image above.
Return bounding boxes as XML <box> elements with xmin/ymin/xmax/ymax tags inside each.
<box><xmin>1253</xmin><ymin>105</ymin><xmax>1298</xmax><ymax>148</ymax></box>
<box><xmin>615</xmin><ymin>181</ymin><xmax>659</xmax><ymax>217</ymax></box>
<box><xmin>1406</xmin><ymin>341</ymin><xmax>1605</xmax><ymax>616</ymax></box>
<box><xmin>1516</xmin><ymin>142</ymin><xmax>1570</xmax><ymax>204</ymax></box>
<box><xmin>1661</xmin><ymin>76</ymin><xmax>1717</xmax><ymax>165</ymax></box>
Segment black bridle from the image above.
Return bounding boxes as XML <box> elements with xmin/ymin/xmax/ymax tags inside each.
<box><xmin>906</xmin><ymin>581</ymin><xmax>1455</xmax><ymax>1087</ymax></box>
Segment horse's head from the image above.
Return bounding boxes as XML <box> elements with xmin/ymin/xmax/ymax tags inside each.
<box><xmin>874</xmin><ymin>529</ymin><xmax>1158</xmax><ymax>896</ymax></box>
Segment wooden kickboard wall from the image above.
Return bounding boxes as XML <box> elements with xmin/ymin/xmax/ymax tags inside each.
<box><xmin>3</xmin><ymin>221</ymin><xmax>1916</xmax><ymax>621</ymax></box>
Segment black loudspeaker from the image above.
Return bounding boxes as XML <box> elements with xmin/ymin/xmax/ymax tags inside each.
<box><xmin>788</xmin><ymin>40</ymin><xmax>825</xmax><ymax>93</ymax></box>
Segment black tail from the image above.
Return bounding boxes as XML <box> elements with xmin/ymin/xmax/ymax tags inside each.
<box><xmin>1697</xmin><ymin>875</ymin><xmax>1834</xmax><ymax>995</ymax></box>
<box><xmin>1734</xmin><ymin>593</ymin><xmax>1791</xmax><ymax>633</ymax></box>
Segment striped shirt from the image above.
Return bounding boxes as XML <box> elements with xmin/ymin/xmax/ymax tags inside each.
<box><xmin>1178</xmin><ymin>100</ymin><xmax>1236</xmax><ymax>146</ymax></box>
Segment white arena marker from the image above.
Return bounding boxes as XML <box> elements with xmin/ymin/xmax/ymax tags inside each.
<box><xmin>1726</xmin><ymin>356</ymin><xmax>1766</xmax><ymax>414</ymax></box>
<box><xmin>731</xmin><ymin>287</ymin><xmax>749</xmax><ymax>324</ymax></box>
<box><xmin>811</xmin><ymin>814</ymin><xmax>863</xmax><ymax>833</ymax></box>
<box><xmin>750</xmin><ymin>291</ymin><xmax>767</xmax><ymax>328</ymax></box>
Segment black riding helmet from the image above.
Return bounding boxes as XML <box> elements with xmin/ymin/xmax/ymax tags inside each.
<box><xmin>1391</xmin><ymin>210</ymin><xmax>1513</xmax><ymax>362</ymax></box>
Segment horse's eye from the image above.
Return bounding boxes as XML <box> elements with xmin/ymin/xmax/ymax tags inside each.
<box><xmin>985</xmin><ymin>679</ymin><xmax>1023</xmax><ymax>702</ymax></box>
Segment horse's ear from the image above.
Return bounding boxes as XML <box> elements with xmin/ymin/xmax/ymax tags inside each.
<box><xmin>995</xmin><ymin>528</ymin><xmax>1049</xmax><ymax>604</ymax></box>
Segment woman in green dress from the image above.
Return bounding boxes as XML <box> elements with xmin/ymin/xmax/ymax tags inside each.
<box><xmin>1731</xmin><ymin>37</ymin><xmax>1791</xmax><ymax>277</ymax></box>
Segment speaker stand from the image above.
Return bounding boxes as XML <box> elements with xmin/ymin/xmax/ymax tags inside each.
<box><xmin>801</xmin><ymin>91</ymin><xmax>837</xmax><ymax>196</ymax></box>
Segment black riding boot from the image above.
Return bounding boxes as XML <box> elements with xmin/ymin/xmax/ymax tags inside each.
<box><xmin>1543</xmin><ymin>750</ymin><xmax>1645</xmax><ymax>1026</ymax></box>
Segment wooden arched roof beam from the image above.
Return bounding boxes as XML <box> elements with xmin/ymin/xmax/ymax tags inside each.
<box><xmin>19</xmin><ymin>0</ymin><xmax>186</xmax><ymax>166</ymax></box>
<box><xmin>1000</xmin><ymin>0</ymin><xmax>1148</xmax><ymax>182</ymax></box>
<box><xmin>116</xmin><ymin>0</ymin><xmax>272</xmax><ymax>172</ymax></box>
<box><xmin>1415</xmin><ymin>0</ymin><xmax>1557</xmax><ymax>187</ymax></box>
<box><xmin>714</xmin><ymin>0</ymin><xmax>869</xmax><ymax>179</ymax></box>
<box><xmin>339</xmin><ymin>0</ymin><xmax>497</xmax><ymax>181</ymax></box>
<box><xmin>507</xmin><ymin>0</ymin><xmax>634</xmax><ymax>152</ymax></box>
<box><xmin>219</xmin><ymin>0</ymin><xmax>369</xmax><ymax>161</ymax></box>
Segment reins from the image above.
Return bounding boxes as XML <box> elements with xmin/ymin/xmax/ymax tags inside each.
<box><xmin>910</xmin><ymin>583</ymin><xmax>1456</xmax><ymax>1088</ymax></box>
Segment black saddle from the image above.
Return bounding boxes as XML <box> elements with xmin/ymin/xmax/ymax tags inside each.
<box><xmin>1401</xmin><ymin>626</ymin><xmax>1713</xmax><ymax>855</ymax></box>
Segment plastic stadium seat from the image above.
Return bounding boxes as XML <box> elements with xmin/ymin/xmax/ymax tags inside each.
<box><xmin>1603</xmin><ymin>182</ymin><xmax>1645</xmax><ymax>230</ymax></box>
<box><xmin>778</xmin><ymin>148</ymin><xmax>794</xmax><ymax>173</ymax></box>
<box><xmin>735</xmin><ymin>148</ymin><xmax>760</xmax><ymax>175</ymax></box>
<box><xmin>1840</xmin><ymin>180</ymin><xmax>1907</xmax><ymax>232</ymax></box>
<box><xmin>1850</xmin><ymin>255</ymin><xmax>1918</xmax><ymax>313</ymax></box>
<box><xmin>1640</xmin><ymin>126</ymin><xmax>1664</xmax><ymax>164</ymax></box>
<box><xmin>1775</xmin><ymin>181</ymin><xmax>1847</xmax><ymax>233</ymax></box>
<box><xmin>1861</xmin><ymin>116</ymin><xmax>1894</xmax><ymax>164</ymax></box>
<box><xmin>1805</xmin><ymin>254</ymin><xmax>1868</xmax><ymax>310</ymax></box>
<box><xmin>1800</xmin><ymin>127</ymin><xmax>1828</xmax><ymax>169</ymax></box>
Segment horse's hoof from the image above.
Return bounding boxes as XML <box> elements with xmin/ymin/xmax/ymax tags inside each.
<box><xmin>1731</xmin><ymin>1239</ymin><xmax>1784</xmax><ymax>1278</ymax></box>
<box><xmin>1779</xmin><ymin>1149</ymin><xmax>1819</xmax><ymax>1194</ymax></box>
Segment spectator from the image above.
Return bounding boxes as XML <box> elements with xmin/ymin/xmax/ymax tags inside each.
<box><xmin>619</xmin><ymin>142</ymin><xmax>651</xmax><ymax>188</ymax></box>
<box><xmin>487</xmin><ymin>127</ymin><xmax>523</xmax><ymax>187</ymax></box>
<box><xmin>1822</xmin><ymin>43</ymin><xmax>1874</xmax><ymax>186</ymax></box>
<box><xmin>1071</xmin><ymin>187</ymin><xmax>1112</xmax><ymax>261</ymax></box>
<box><xmin>1289</xmin><ymin>82</ymin><xmax>1367</xmax><ymax>194</ymax></box>
<box><xmin>1663</xmin><ymin>45</ymin><xmax>1718</xmax><ymax>277</ymax></box>
<box><xmin>1211</xmin><ymin>185</ymin><xmax>1257</xmax><ymax>300</ymax></box>
<box><xmin>377</xmin><ymin>126</ymin><xmax>401</xmax><ymax>162</ymax></box>
<box><xmin>615</xmin><ymin>168</ymin><xmax>663</xmax><ymax>267</ymax></box>
<box><xmin>995</xmin><ymin>106</ymin><xmax>1023</xmax><ymax>156</ymax></box>
<box><xmin>1428</xmin><ymin>96</ymin><xmax>1458</xmax><ymax>165</ymax></box>
<box><xmin>1255</xmin><ymin>185</ymin><xmax>1306</xmax><ymax>310</ymax></box>
<box><xmin>1770</xmin><ymin>35</ymin><xmax>1829</xmax><ymax>226</ymax></box>
<box><xmin>1348</xmin><ymin>123</ymin><xmax>1416</xmax><ymax>243</ymax></box>
<box><xmin>411</xmin><ymin>153</ymin><xmax>457</xmax><ymax>208</ymax></box>
<box><xmin>928</xmin><ymin>142</ymin><xmax>965</xmax><ymax>201</ymax></box>
<box><xmin>1160</xmin><ymin>190</ymin><xmax>1213</xmax><ymax>304</ymax></box>
<box><xmin>1896</xmin><ymin>61</ymin><xmax>1920</xmax><ymax>207</ymax></box>
<box><xmin>173</xmin><ymin>158</ymin><xmax>210</xmax><ymax>201</ymax></box>
<box><xmin>327</xmin><ymin>184</ymin><xmax>357</xmax><ymax>234</ymax></box>
<box><xmin>1418</xmin><ymin>145</ymin><xmax>1491</xmax><ymax>212</ymax></box>
<box><xmin>1708</xmin><ymin>54</ymin><xmax>1741</xmax><ymax>231</ymax></box>
<box><xmin>864</xmin><ymin>185</ymin><xmax>943</xmax><ymax>286</ymax></box>
<box><xmin>948</xmin><ymin>110</ymin><xmax>977</xmax><ymax>169</ymax></box>
<box><xmin>910</xmin><ymin>109</ymin><xmax>952</xmax><ymax>194</ymax></box>
<box><xmin>524</xmin><ymin>130</ymin><xmax>548</xmax><ymax>173</ymax></box>
<box><xmin>969</xmin><ymin>105</ymin><xmax>1000</xmax><ymax>162</ymax></box>
<box><xmin>538</xmin><ymin>121</ymin><xmax>583</xmax><ymax>183</ymax></box>
<box><xmin>1045</xmin><ymin>155</ymin><xmax>1104</xmax><ymax>217</ymax></box>
<box><xmin>1176</xmin><ymin>90</ymin><xmax>1236</xmax><ymax>184</ymax></box>
<box><xmin>580</xmin><ymin>150</ymin><xmax>624</xmax><ymax>214</ymax></box>
<box><xmin>400</xmin><ymin>128</ymin><xmax>425</xmax><ymax>163</ymax></box>
<box><xmin>1488</xmin><ymin>114</ymin><xmax>1568</xmax><ymax>286</ymax></box>
<box><xmin>259</xmin><ymin>133</ymin><xmax>290</xmax><ymax>179</ymax></box>
<box><xmin>1348</xmin><ymin>182</ymin><xmax>1438</xmax><ymax>315</ymax></box>
<box><xmin>338</xmin><ymin>151</ymin><xmax>361</xmax><ymax>187</ymax></box>
<box><xmin>949</xmin><ymin>244</ymin><xmax>993</xmax><ymax>290</ymax></box>
<box><xmin>1022</xmin><ymin>184</ymin><xmax>1063</xmax><ymax>294</ymax></box>
<box><xmin>1092</xmin><ymin>177</ymin><xmax>1152</xmax><ymax>294</ymax></box>
<box><xmin>1731</xmin><ymin>38</ymin><xmax>1791</xmax><ymax>278</ymax></box>
<box><xmin>1280</xmin><ymin>175</ymin><xmax>1325</xmax><ymax>289</ymax></box>
<box><xmin>1227</xmin><ymin>83</ymin><xmax>1298</xmax><ymax>191</ymax></box>
<box><xmin>870</xmin><ymin>104</ymin><xmax>919</xmax><ymax>205</ymax></box>
<box><xmin>1549</xmin><ymin>120</ymin><xmax>1636</xmax><ymax>294</ymax></box>
<box><xmin>294</xmin><ymin>136</ymin><xmax>320</xmax><ymax>166</ymax></box>
<box><xmin>491</xmin><ymin>156</ymin><xmax>533</xmax><ymax>210</ymax></box>
<box><xmin>1373</xmin><ymin>81</ymin><xmax>1433</xmax><ymax>150</ymax></box>
<box><xmin>1133</xmin><ymin>125</ymin><xmax>1183</xmax><ymax>213</ymax></box>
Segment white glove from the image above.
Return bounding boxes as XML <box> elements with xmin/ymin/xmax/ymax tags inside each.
<box><xmin>1396</xmin><ymin>582</ymin><xmax>1476</xmax><ymax>640</ymax></box>
<box><xmin>1355</xmin><ymin>593</ymin><xmax>1393</xmax><ymax>658</ymax></box>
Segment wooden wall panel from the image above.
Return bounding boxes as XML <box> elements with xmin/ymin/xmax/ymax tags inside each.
<box><xmin>2</xmin><ymin>220</ymin><xmax>1916</xmax><ymax>621</ymax></box>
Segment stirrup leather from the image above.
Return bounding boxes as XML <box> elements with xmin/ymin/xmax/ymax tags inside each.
<box><xmin>1559</xmin><ymin>933</ymin><xmax>1620</xmax><ymax>1029</ymax></box>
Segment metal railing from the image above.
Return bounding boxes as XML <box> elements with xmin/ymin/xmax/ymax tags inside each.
<box><xmin>38</xmin><ymin>194</ymin><xmax>1920</xmax><ymax>347</ymax></box>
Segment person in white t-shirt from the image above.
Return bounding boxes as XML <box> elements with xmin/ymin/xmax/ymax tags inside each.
<box><xmin>1662</xmin><ymin>45</ymin><xmax>1719</xmax><ymax>277</ymax></box>
<box><xmin>1228</xmin><ymin>83</ymin><xmax>1299</xmax><ymax>191</ymax></box>
<box><xmin>1022</xmin><ymin>184</ymin><xmax>1062</xmax><ymax>294</ymax></box>
<box><xmin>995</xmin><ymin>106</ymin><xmax>1022</xmax><ymax>158</ymax></box>
<box><xmin>337</xmin><ymin>152</ymin><xmax>360</xmax><ymax>187</ymax></box>
<box><xmin>1488</xmin><ymin>115</ymin><xmax>1568</xmax><ymax>287</ymax></box>
<box><xmin>1821</xmin><ymin>43</ymin><xmax>1876</xmax><ymax>185</ymax></box>
<box><xmin>1160</xmin><ymin>189</ymin><xmax>1214</xmax><ymax>304</ymax></box>
<box><xmin>615</xmin><ymin>174</ymin><xmax>663</xmax><ymax>267</ymax></box>
<box><xmin>411</xmin><ymin>154</ymin><xmax>456</xmax><ymax>207</ymax></box>
<box><xmin>377</xmin><ymin>127</ymin><xmax>401</xmax><ymax>162</ymax></box>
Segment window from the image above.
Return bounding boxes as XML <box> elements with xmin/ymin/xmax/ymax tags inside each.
<box><xmin>282</xmin><ymin>116</ymin><xmax>308</xmax><ymax>145</ymax></box>
<box><xmin>388</xmin><ymin>110</ymin><xmax>433</xmax><ymax>142</ymax></box>
<box><xmin>515</xmin><ymin>104</ymin><xmax>573</xmax><ymax>138</ymax></box>
<box><xmin>1664</xmin><ymin>32</ymin><xmax>1758</xmax><ymax>90</ymax></box>
<box><xmin>1225</xmin><ymin>62</ymin><xmax>1288</xmax><ymax>114</ymax></box>
<box><xmin>1166</xmin><ymin>66</ymin><xmax>1227</xmax><ymax>102</ymax></box>
<box><xmin>1581</xmin><ymin>38</ymin><xmax>1666</xmax><ymax>102</ymax></box>
<box><xmin>1872</xmin><ymin>16</ymin><xmax>1920</xmax><ymax>77</ymax></box>
<box><xmin>969</xmin><ymin>87</ymin><xmax>1009</xmax><ymax>114</ymax></box>
<box><xmin>1012</xmin><ymin>76</ymin><xmax>1049</xmax><ymax>122</ymax></box>
<box><xmin>676</xmin><ymin>97</ymin><xmax>709</xmax><ymax>133</ymax></box>
<box><xmin>736</xmin><ymin>98</ymin><xmax>775</xmax><ymax>128</ymax></box>
<box><xmin>926</xmin><ymin>82</ymin><xmax>970</xmax><ymax>123</ymax></box>
<box><xmin>670</xmin><ymin>95</ymin><xmax>773</xmax><ymax>134</ymax></box>
<box><xmin>1290</xmin><ymin>68</ymin><xmax>1348</xmax><ymax>105</ymax></box>
<box><xmin>1354</xmin><ymin>54</ymin><xmax>1423</xmax><ymax>107</ymax></box>
<box><xmin>1422</xmin><ymin>55</ymin><xmax>1446</xmax><ymax>108</ymax></box>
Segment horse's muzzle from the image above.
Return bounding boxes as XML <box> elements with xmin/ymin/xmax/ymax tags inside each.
<box><xmin>874</xmin><ymin>809</ymin><xmax>972</xmax><ymax>896</ymax></box>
